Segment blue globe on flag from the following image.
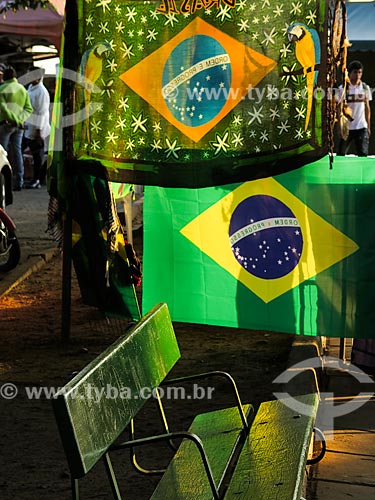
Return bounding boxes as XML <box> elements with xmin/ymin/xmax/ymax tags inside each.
<box><xmin>162</xmin><ymin>35</ymin><xmax>232</xmax><ymax>127</ymax></box>
<box><xmin>229</xmin><ymin>195</ymin><xmax>303</xmax><ymax>279</ymax></box>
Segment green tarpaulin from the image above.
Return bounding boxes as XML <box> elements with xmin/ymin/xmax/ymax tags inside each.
<box><xmin>143</xmin><ymin>156</ymin><xmax>375</xmax><ymax>339</ymax></box>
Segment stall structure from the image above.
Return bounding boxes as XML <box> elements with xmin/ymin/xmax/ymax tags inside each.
<box><xmin>0</xmin><ymin>0</ymin><xmax>64</xmax><ymax>68</ymax></box>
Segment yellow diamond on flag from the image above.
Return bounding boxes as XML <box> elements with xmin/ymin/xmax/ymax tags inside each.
<box><xmin>180</xmin><ymin>179</ymin><xmax>359</xmax><ymax>303</ymax></box>
<box><xmin>120</xmin><ymin>17</ymin><xmax>276</xmax><ymax>142</ymax></box>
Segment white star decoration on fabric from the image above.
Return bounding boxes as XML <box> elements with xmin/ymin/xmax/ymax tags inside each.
<box><xmin>216</xmin><ymin>5</ymin><xmax>232</xmax><ymax>22</ymax></box>
<box><xmin>106</xmin><ymin>131</ymin><xmax>118</xmax><ymax>144</ymax></box>
<box><xmin>106</xmin><ymin>59</ymin><xmax>117</xmax><ymax>72</ymax></box>
<box><xmin>232</xmin><ymin>132</ymin><xmax>244</xmax><ymax>147</ymax></box>
<box><xmin>165</xmin><ymin>138</ymin><xmax>181</xmax><ymax>159</ymax></box>
<box><xmin>248</xmin><ymin>106</ymin><xmax>264</xmax><ymax>125</ymax></box>
<box><xmin>232</xmin><ymin>114</ymin><xmax>243</xmax><ymax>126</ymax></box>
<box><xmin>91</xmin><ymin>139</ymin><xmax>100</xmax><ymax>151</ymax></box>
<box><xmin>125</xmin><ymin>7</ymin><xmax>137</xmax><ymax>23</ymax></box>
<box><xmin>118</xmin><ymin>97</ymin><xmax>129</xmax><ymax>111</ymax></box>
<box><xmin>291</xmin><ymin>1</ymin><xmax>303</xmax><ymax>15</ymax></box>
<box><xmin>99</xmin><ymin>22</ymin><xmax>109</xmax><ymax>34</ymax></box>
<box><xmin>279</xmin><ymin>43</ymin><xmax>292</xmax><ymax>58</ymax></box>
<box><xmin>212</xmin><ymin>131</ymin><xmax>230</xmax><ymax>154</ymax></box>
<box><xmin>131</xmin><ymin>113</ymin><xmax>148</xmax><ymax>133</ymax></box>
<box><xmin>262</xmin><ymin>27</ymin><xmax>277</xmax><ymax>46</ymax></box>
<box><xmin>96</xmin><ymin>0</ymin><xmax>111</xmax><ymax>13</ymax></box>
<box><xmin>237</xmin><ymin>0</ymin><xmax>246</xmax><ymax>11</ymax></box>
<box><xmin>238</xmin><ymin>19</ymin><xmax>249</xmax><ymax>32</ymax></box>
<box><xmin>91</xmin><ymin>120</ymin><xmax>102</xmax><ymax>134</ymax></box>
<box><xmin>306</xmin><ymin>9</ymin><xmax>317</xmax><ymax>24</ymax></box>
<box><xmin>120</xmin><ymin>42</ymin><xmax>134</xmax><ymax>59</ymax></box>
<box><xmin>295</xmin><ymin>128</ymin><xmax>304</xmax><ymax>139</ymax></box>
<box><xmin>116</xmin><ymin>118</ymin><xmax>126</xmax><ymax>131</ymax></box>
<box><xmin>164</xmin><ymin>13</ymin><xmax>179</xmax><ymax>27</ymax></box>
<box><xmin>295</xmin><ymin>107</ymin><xmax>306</xmax><ymax>120</ymax></box>
<box><xmin>151</xmin><ymin>139</ymin><xmax>162</xmax><ymax>152</ymax></box>
<box><xmin>277</xmin><ymin>121</ymin><xmax>291</xmax><ymax>134</ymax></box>
<box><xmin>147</xmin><ymin>29</ymin><xmax>158</xmax><ymax>41</ymax></box>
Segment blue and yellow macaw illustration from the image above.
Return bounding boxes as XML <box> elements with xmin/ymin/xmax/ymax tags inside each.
<box><xmin>79</xmin><ymin>42</ymin><xmax>111</xmax><ymax>139</ymax></box>
<box><xmin>287</xmin><ymin>23</ymin><xmax>321</xmax><ymax>131</ymax></box>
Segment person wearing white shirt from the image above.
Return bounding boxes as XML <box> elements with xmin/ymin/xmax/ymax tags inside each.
<box><xmin>338</xmin><ymin>60</ymin><xmax>372</xmax><ymax>157</ymax></box>
<box><xmin>24</xmin><ymin>67</ymin><xmax>51</xmax><ymax>189</ymax></box>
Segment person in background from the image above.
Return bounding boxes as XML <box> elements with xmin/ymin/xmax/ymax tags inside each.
<box><xmin>0</xmin><ymin>66</ymin><xmax>33</xmax><ymax>190</ymax></box>
<box><xmin>24</xmin><ymin>67</ymin><xmax>50</xmax><ymax>189</ymax></box>
<box><xmin>338</xmin><ymin>60</ymin><xmax>372</xmax><ymax>157</ymax></box>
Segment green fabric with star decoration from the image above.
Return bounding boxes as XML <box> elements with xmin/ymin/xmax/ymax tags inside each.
<box><xmin>53</xmin><ymin>0</ymin><xmax>343</xmax><ymax>188</ymax></box>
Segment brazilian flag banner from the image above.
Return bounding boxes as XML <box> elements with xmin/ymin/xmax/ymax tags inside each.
<box><xmin>142</xmin><ymin>156</ymin><xmax>375</xmax><ymax>339</ymax></box>
<box><xmin>62</xmin><ymin>0</ymin><xmax>344</xmax><ymax>187</ymax></box>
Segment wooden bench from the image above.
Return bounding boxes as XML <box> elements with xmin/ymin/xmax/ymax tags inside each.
<box><xmin>53</xmin><ymin>302</ymin><xmax>322</xmax><ymax>499</ymax></box>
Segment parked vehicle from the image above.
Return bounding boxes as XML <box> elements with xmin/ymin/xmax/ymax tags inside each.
<box><xmin>0</xmin><ymin>145</ymin><xmax>13</xmax><ymax>209</ymax></box>
<box><xmin>0</xmin><ymin>145</ymin><xmax>20</xmax><ymax>272</ymax></box>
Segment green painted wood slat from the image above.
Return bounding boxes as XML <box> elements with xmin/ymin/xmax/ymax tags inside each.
<box><xmin>52</xmin><ymin>303</ymin><xmax>180</xmax><ymax>478</ymax></box>
<box><xmin>224</xmin><ymin>393</ymin><xmax>319</xmax><ymax>500</ymax></box>
<box><xmin>150</xmin><ymin>404</ymin><xmax>253</xmax><ymax>500</ymax></box>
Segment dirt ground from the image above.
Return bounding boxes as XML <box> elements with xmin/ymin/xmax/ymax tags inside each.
<box><xmin>0</xmin><ymin>229</ymin><xmax>294</xmax><ymax>499</ymax></box>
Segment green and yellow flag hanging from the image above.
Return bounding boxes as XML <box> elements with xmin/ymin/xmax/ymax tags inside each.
<box><xmin>70</xmin><ymin>167</ymin><xmax>141</xmax><ymax>320</ymax></box>
<box><xmin>57</xmin><ymin>0</ymin><xmax>345</xmax><ymax>187</ymax></box>
<box><xmin>142</xmin><ymin>156</ymin><xmax>375</xmax><ymax>339</ymax></box>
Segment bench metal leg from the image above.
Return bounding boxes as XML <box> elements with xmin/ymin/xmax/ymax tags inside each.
<box><xmin>71</xmin><ymin>478</ymin><xmax>79</xmax><ymax>500</ymax></box>
<box><xmin>129</xmin><ymin>418</ymin><xmax>167</xmax><ymax>475</ymax></box>
<box><xmin>112</xmin><ymin>431</ymin><xmax>220</xmax><ymax>500</ymax></box>
<box><xmin>130</xmin><ymin>387</ymin><xmax>177</xmax><ymax>475</ymax></box>
<box><xmin>153</xmin><ymin>387</ymin><xmax>177</xmax><ymax>450</ymax></box>
<box><xmin>306</xmin><ymin>427</ymin><xmax>327</xmax><ymax>465</ymax></box>
<box><xmin>103</xmin><ymin>452</ymin><xmax>122</xmax><ymax>500</ymax></box>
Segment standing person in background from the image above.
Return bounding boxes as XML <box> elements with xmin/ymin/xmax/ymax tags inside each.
<box><xmin>338</xmin><ymin>60</ymin><xmax>372</xmax><ymax>157</ymax></box>
<box><xmin>0</xmin><ymin>66</ymin><xmax>33</xmax><ymax>190</ymax></box>
<box><xmin>338</xmin><ymin>61</ymin><xmax>374</xmax><ymax>376</ymax></box>
<box><xmin>24</xmin><ymin>67</ymin><xmax>50</xmax><ymax>189</ymax></box>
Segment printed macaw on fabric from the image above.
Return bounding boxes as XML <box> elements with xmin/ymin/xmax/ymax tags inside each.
<box><xmin>79</xmin><ymin>42</ymin><xmax>111</xmax><ymax>140</ymax></box>
<box><xmin>287</xmin><ymin>22</ymin><xmax>321</xmax><ymax>131</ymax></box>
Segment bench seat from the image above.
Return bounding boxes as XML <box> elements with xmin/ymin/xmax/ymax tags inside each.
<box><xmin>151</xmin><ymin>404</ymin><xmax>253</xmax><ymax>500</ymax></box>
<box><xmin>224</xmin><ymin>393</ymin><xmax>319</xmax><ymax>499</ymax></box>
<box><xmin>53</xmin><ymin>303</ymin><xmax>322</xmax><ymax>500</ymax></box>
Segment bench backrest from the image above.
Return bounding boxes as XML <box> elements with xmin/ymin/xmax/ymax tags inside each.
<box><xmin>53</xmin><ymin>303</ymin><xmax>180</xmax><ymax>478</ymax></box>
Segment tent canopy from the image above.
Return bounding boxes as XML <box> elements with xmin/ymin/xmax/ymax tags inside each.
<box><xmin>0</xmin><ymin>0</ymin><xmax>64</xmax><ymax>61</ymax></box>
<box><xmin>347</xmin><ymin>2</ymin><xmax>375</xmax><ymax>51</ymax></box>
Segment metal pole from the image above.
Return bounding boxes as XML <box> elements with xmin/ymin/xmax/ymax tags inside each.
<box><xmin>61</xmin><ymin>212</ymin><xmax>72</xmax><ymax>341</ymax></box>
<box><xmin>59</xmin><ymin>0</ymin><xmax>79</xmax><ymax>342</ymax></box>
<box><xmin>339</xmin><ymin>337</ymin><xmax>346</xmax><ymax>361</ymax></box>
